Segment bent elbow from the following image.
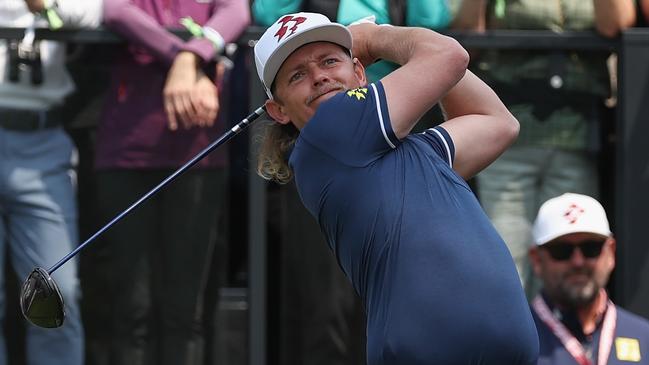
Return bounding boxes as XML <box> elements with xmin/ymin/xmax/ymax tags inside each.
<box><xmin>102</xmin><ymin>0</ymin><xmax>126</xmax><ymax>28</ymax></box>
<box><xmin>505</xmin><ymin>114</ymin><xmax>520</xmax><ymax>144</ymax></box>
<box><xmin>229</xmin><ymin>1</ymin><xmax>252</xmax><ymax>38</ymax></box>
<box><xmin>446</xmin><ymin>38</ymin><xmax>470</xmax><ymax>83</ymax></box>
<box><xmin>239</xmin><ymin>6</ymin><xmax>252</xmax><ymax>29</ymax></box>
<box><xmin>456</xmin><ymin>47</ymin><xmax>471</xmax><ymax>75</ymax></box>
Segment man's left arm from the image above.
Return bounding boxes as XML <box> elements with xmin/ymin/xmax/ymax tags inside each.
<box><xmin>593</xmin><ymin>0</ymin><xmax>636</xmax><ymax>38</ymax></box>
<box><xmin>438</xmin><ymin>70</ymin><xmax>519</xmax><ymax>180</ymax></box>
<box><xmin>24</xmin><ymin>0</ymin><xmax>102</xmax><ymax>28</ymax></box>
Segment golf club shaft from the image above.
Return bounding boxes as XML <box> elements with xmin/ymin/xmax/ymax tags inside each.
<box><xmin>48</xmin><ymin>106</ymin><xmax>267</xmax><ymax>275</ymax></box>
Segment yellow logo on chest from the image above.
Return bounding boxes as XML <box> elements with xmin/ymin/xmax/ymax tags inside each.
<box><xmin>346</xmin><ymin>87</ymin><xmax>368</xmax><ymax>100</ymax></box>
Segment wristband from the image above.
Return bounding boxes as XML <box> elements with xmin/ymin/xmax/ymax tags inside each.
<box><xmin>180</xmin><ymin>16</ymin><xmax>203</xmax><ymax>37</ymax></box>
<box><xmin>495</xmin><ymin>0</ymin><xmax>506</xmax><ymax>18</ymax></box>
<box><xmin>202</xmin><ymin>26</ymin><xmax>225</xmax><ymax>55</ymax></box>
<box><xmin>180</xmin><ymin>17</ymin><xmax>225</xmax><ymax>55</ymax></box>
<box><xmin>42</xmin><ymin>0</ymin><xmax>63</xmax><ymax>30</ymax></box>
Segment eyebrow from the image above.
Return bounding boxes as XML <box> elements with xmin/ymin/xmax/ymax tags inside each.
<box><xmin>277</xmin><ymin>46</ymin><xmax>349</xmax><ymax>90</ymax></box>
<box><xmin>289</xmin><ymin>46</ymin><xmax>350</xmax><ymax>71</ymax></box>
<box><xmin>286</xmin><ymin>52</ymin><xmax>333</xmax><ymax>73</ymax></box>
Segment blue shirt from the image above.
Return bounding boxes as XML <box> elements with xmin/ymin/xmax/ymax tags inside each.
<box><xmin>289</xmin><ymin>81</ymin><xmax>539</xmax><ymax>364</ymax></box>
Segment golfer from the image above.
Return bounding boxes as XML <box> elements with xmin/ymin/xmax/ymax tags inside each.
<box><xmin>254</xmin><ymin>12</ymin><xmax>539</xmax><ymax>364</ymax></box>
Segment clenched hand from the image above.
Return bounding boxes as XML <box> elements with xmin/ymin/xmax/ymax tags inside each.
<box><xmin>163</xmin><ymin>51</ymin><xmax>220</xmax><ymax>131</ymax></box>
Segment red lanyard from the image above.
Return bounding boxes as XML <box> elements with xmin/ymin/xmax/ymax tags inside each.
<box><xmin>532</xmin><ymin>291</ymin><xmax>616</xmax><ymax>365</ymax></box>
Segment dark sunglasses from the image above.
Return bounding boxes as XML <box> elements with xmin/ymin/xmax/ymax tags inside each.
<box><xmin>542</xmin><ymin>239</ymin><xmax>607</xmax><ymax>261</ymax></box>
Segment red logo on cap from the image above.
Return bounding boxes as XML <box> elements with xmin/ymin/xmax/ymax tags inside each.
<box><xmin>274</xmin><ymin>15</ymin><xmax>307</xmax><ymax>42</ymax></box>
<box><xmin>563</xmin><ymin>203</ymin><xmax>585</xmax><ymax>224</ymax></box>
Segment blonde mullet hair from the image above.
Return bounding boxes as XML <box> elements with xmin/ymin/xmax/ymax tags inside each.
<box><xmin>257</xmin><ymin>121</ymin><xmax>300</xmax><ymax>184</ymax></box>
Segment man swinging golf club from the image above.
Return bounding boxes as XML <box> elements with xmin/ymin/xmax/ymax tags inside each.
<box><xmin>253</xmin><ymin>12</ymin><xmax>539</xmax><ymax>364</ymax></box>
<box><xmin>21</xmin><ymin>10</ymin><xmax>538</xmax><ymax>365</ymax></box>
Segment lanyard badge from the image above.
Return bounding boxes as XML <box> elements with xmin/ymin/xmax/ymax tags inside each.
<box><xmin>532</xmin><ymin>292</ymin><xmax>616</xmax><ymax>365</ymax></box>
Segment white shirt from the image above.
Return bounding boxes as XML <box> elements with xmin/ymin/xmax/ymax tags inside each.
<box><xmin>0</xmin><ymin>0</ymin><xmax>102</xmax><ymax>110</ymax></box>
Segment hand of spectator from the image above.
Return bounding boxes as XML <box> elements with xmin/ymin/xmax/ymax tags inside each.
<box><xmin>592</xmin><ymin>0</ymin><xmax>636</xmax><ymax>37</ymax></box>
<box><xmin>451</xmin><ymin>0</ymin><xmax>487</xmax><ymax>32</ymax></box>
<box><xmin>164</xmin><ymin>51</ymin><xmax>205</xmax><ymax>130</ymax></box>
<box><xmin>190</xmin><ymin>72</ymin><xmax>220</xmax><ymax>128</ymax></box>
<box><xmin>23</xmin><ymin>0</ymin><xmax>45</xmax><ymax>13</ymax></box>
<box><xmin>348</xmin><ymin>22</ymin><xmax>379</xmax><ymax>68</ymax></box>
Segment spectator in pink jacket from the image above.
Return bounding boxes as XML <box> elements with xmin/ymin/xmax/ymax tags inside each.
<box><xmin>84</xmin><ymin>1</ymin><xmax>249</xmax><ymax>365</ymax></box>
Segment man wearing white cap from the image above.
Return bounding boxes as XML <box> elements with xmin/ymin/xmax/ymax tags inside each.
<box><xmin>530</xmin><ymin>193</ymin><xmax>649</xmax><ymax>365</ymax></box>
<box><xmin>253</xmin><ymin>12</ymin><xmax>539</xmax><ymax>364</ymax></box>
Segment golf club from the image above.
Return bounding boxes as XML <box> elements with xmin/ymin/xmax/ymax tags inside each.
<box><xmin>20</xmin><ymin>106</ymin><xmax>267</xmax><ymax>328</ymax></box>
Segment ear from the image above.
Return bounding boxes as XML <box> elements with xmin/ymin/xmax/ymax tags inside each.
<box><xmin>265</xmin><ymin>99</ymin><xmax>291</xmax><ymax>125</ymax></box>
<box><xmin>352</xmin><ymin>57</ymin><xmax>368</xmax><ymax>85</ymax></box>
<box><xmin>528</xmin><ymin>246</ymin><xmax>543</xmax><ymax>277</ymax></box>
<box><xmin>605</xmin><ymin>236</ymin><xmax>616</xmax><ymax>271</ymax></box>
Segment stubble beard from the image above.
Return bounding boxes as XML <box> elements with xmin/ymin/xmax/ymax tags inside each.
<box><xmin>548</xmin><ymin>269</ymin><xmax>601</xmax><ymax>309</ymax></box>
<box><xmin>306</xmin><ymin>81</ymin><xmax>347</xmax><ymax>105</ymax></box>
<box><xmin>555</xmin><ymin>279</ymin><xmax>599</xmax><ymax>309</ymax></box>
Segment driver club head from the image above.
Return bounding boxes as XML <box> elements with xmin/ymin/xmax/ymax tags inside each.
<box><xmin>20</xmin><ymin>267</ymin><xmax>65</xmax><ymax>328</ymax></box>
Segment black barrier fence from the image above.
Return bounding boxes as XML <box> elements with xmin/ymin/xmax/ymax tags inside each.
<box><xmin>2</xmin><ymin>26</ymin><xmax>649</xmax><ymax>365</ymax></box>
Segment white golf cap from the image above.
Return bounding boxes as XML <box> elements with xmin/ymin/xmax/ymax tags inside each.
<box><xmin>532</xmin><ymin>193</ymin><xmax>611</xmax><ymax>246</ymax></box>
<box><xmin>254</xmin><ymin>12</ymin><xmax>353</xmax><ymax>99</ymax></box>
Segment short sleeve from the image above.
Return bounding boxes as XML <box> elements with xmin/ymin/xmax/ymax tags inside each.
<box><xmin>416</xmin><ymin>126</ymin><xmax>456</xmax><ymax>168</ymax></box>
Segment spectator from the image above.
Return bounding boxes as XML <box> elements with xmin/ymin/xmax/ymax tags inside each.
<box><xmin>83</xmin><ymin>1</ymin><xmax>249</xmax><ymax>365</ymax></box>
<box><xmin>529</xmin><ymin>192</ymin><xmax>649</xmax><ymax>365</ymax></box>
<box><xmin>0</xmin><ymin>0</ymin><xmax>101</xmax><ymax>364</ymax></box>
<box><xmin>451</xmin><ymin>0</ymin><xmax>636</xmax><ymax>299</ymax></box>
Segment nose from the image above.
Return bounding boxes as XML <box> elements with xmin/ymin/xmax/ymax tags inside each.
<box><xmin>569</xmin><ymin>246</ymin><xmax>586</xmax><ymax>266</ymax></box>
<box><xmin>308</xmin><ymin>64</ymin><xmax>330</xmax><ymax>87</ymax></box>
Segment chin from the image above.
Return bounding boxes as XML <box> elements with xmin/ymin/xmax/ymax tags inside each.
<box><xmin>313</xmin><ymin>93</ymin><xmax>336</xmax><ymax>107</ymax></box>
<box><xmin>562</xmin><ymin>283</ymin><xmax>599</xmax><ymax>308</ymax></box>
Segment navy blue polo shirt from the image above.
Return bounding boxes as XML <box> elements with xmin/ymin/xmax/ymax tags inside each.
<box><xmin>289</xmin><ymin>81</ymin><xmax>539</xmax><ymax>364</ymax></box>
<box><xmin>534</xmin><ymin>300</ymin><xmax>649</xmax><ymax>365</ymax></box>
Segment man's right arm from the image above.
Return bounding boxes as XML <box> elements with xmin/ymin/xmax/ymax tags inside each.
<box><xmin>349</xmin><ymin>23</ymin><xmax>469</xmax><ymax>140</ymax></box>
<box><xmin>437</xmin><ymin>70</ymin><xmax>519</xmax><ymax>180</ymax></box>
